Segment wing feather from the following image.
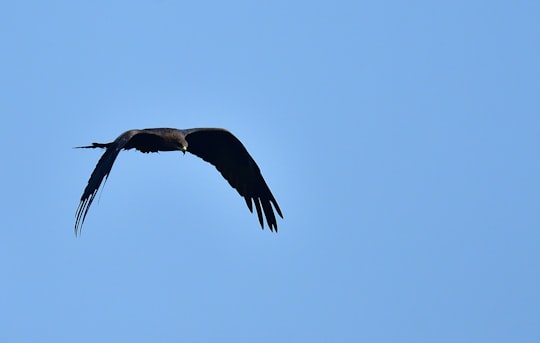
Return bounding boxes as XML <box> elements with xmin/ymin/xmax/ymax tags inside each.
<box><xmin>184</xmin><ymin>128</ymin><xmax>282</xmax><ymax>231</ymax></box>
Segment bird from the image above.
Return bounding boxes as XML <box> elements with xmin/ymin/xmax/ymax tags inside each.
<box><xmin>75</xmin><ymin>128</ymin><xmax>283</xmax><ymax>235</ymax></box>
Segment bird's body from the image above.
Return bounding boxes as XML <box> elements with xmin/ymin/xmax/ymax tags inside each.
<box><xmin>75</xmin><ymin>128</ymin><xmax>282</xmax><ymax>234</ymax></box>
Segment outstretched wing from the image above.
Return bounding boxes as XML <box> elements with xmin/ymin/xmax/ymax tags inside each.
<box><xmin>184</xmin><ymin>128</ymin><xmax>283</xmax><ymax>231</ymax></box>
<box><xmin>75</xmin><ymin>130</ymin><xmax>140</xmax><ymax>234</ymax></box>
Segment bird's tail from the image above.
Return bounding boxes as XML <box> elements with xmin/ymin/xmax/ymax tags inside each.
<box><xmin>75</xmin><ymin>142</ymin><xmax>111</xmax><ymax>149</ymax></box>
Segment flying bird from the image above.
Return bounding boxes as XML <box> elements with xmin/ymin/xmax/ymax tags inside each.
<box><xmin>75</xmin><ymin>128</ymin><xmax>283</xmax><ymax>235</ymax></box>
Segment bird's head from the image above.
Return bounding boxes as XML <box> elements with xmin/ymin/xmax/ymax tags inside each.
<box><xmin>176</xmin><ymin>141</ymin><xmax>188</xmax><ymax>154</ymax></box>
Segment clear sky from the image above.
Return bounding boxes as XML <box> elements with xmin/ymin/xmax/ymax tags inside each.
<box><xmin>1</xmin><ymin>1</ymin><xmax>539</xmax><ymax>342</ymax></box>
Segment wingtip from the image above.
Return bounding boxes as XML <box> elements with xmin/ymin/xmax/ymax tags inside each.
<box><xmin>74</xmin><ymin>220</ymin><xmax>82</xmax><ymax>237</ymax></box>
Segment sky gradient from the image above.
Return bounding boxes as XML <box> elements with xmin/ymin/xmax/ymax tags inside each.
<box><xmin>1</xmin><ymin>1</ymin><xmax>539</xmax><ymax>342</ymax></box>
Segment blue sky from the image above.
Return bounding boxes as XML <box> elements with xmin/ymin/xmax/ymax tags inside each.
<box><xmin>1</xmin><ymin>0</ymin><xmax>539</xmax><ymax>342</ymax></box>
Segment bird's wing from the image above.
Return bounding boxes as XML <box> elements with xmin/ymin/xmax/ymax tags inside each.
<box><xmin>184</xmin><ymin>128</ymin><xmax>283</xmax><ymax>231</ymax></box>
<box><xmin>75</xmin><ymin>130</ymin><xmax>140</xmax><ymax>234</ymax></box>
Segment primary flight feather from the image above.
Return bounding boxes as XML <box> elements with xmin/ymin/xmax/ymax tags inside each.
<box><xmin>75</xmin><ymin>128</ymin><xmax>283</xmax><ymax>235</ymax></box>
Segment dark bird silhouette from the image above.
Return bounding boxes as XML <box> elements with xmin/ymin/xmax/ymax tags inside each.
<box><xmin>75</xmin><ymin>128</ymin><xmax>283</xmax><ymax>235</ymax></box>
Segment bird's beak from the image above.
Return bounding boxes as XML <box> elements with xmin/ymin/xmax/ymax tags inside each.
<box><xmin>181</xmin><ymin>146</ymin><xmax>187</xmax><ymax>154</ymax></box>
